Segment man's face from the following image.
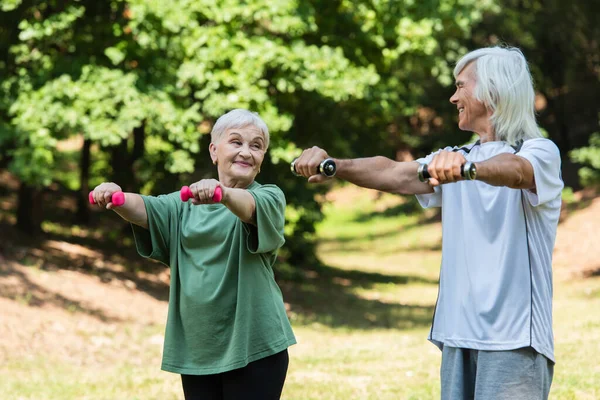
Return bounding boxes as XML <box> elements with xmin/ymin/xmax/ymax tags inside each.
<box><xmin>450</xmin><ymin>62</ymin><xmax>490</xmax><ymax>134</ymax></box>
<box><xmin>209</xmin><ymin>125</ymin><xmax>266</xmax><ymax>187</ymax></box>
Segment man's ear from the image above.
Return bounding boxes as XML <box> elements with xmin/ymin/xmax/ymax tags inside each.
<box><xmin>209</xmin><ymin>142</ymin><xmax>218</xmax><ymax>165</ymax></box>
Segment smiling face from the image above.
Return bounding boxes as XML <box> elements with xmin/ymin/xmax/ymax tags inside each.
<box><xmin>450</xmin><ymin>62</ymin><xmax>493</xmax><ymax>138</ymax></box>
<box><xmin>209</xmin><ymin>124</ymin><xmax>266</xmax><ymax>188</ymax></box>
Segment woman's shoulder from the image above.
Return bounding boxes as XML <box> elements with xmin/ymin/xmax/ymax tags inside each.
<box><xmin>248</xmin><ymin>181</ymin><xmax>284</xmax><ymax>195</ymax></box>
<box><xmin>247</xmin><ymin>182</ymin><xmax>286</xmax><ymax>208</ymax></box>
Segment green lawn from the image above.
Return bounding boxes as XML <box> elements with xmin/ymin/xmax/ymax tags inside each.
<box><xmin>1</xmin><ymin>189</ymin><xmax>599</xmax><ymax>399</ymax></box>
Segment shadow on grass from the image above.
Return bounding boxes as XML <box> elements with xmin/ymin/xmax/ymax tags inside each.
<box><xmin>319</xmin><ymin>210</ymin><xmax>441</xmax><ymax>247</ymax></box>
<box><xmin>559</xmin><ymin>189</ymin><xmax>599</xmax><ymax>223</ymax></box>
<box><xmin>0</xmin><ymin>258</ymin><xmax>124</xmax><ymax>323</ymax></box>
<box><xmin>277</xmin><ymin>261</ymin><xmax>437</xmax><ymax>331</ymax></box>
<box><xmin>0</xmin><ymin>179</ymin><xmax>437</xmax><ymax>330</ymax></box>
<box><xmin>583</xmin><ymin>265</ymin><xmax>600</xmax><ymax>278</ymax></box>
<box><xmin>0</xmin><ymin>220</ymin><xmax>170</xmax><ymax>309</ymax></box>
<box><xmin>352</xmin><ymin>197</ymin><xmax>428</xmax><ymax>223</ymax></box>
<box><xmin>1</xmin><ymin>217</ymin><xmax>437</xmax><ymax>330</ymax></box>
<box><xmin>321</xmin><ymin>240</ymin><xmax>442</xmax><ymax>254</ymax></box>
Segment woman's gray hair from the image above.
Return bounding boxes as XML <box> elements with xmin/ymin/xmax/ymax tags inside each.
<box><xmin>454</xmin><ymin>46</ymin><xmax>542</xmax><ymax>145</ymax></box>
<box><xmin>211</xmin><ymin>109</ymin><xmax>270</xmax><ymax>148</ymax></box>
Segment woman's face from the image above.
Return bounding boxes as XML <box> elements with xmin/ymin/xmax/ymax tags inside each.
<box><xmin>209</xmin><ymin>124</ymin><xmax>266</xmax><ymax>188</ymax></box>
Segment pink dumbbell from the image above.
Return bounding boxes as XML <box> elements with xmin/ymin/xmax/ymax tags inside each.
<box><xmin>180</xmin><ymin>186</ymin><xmax>222</xmax><ymax>203</ymax></box>
<box><xmin>88</xmin><ymin>191</ymin><xmax>125</xmax><ymax>207</ymax></box>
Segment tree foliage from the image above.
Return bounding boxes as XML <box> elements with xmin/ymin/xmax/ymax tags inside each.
<box><xmin>1</xmin><ymin>0</ymin><xmax>597</xmax><ymax>261</ymax></box>
<box><xmin>468</xmin><ymin>0</ymin><xmax>600</xmax><ymax>188</ymax></box>
<box><xmin>571</xmin><ymin>127</ymin><xmax>600</xmax><ymax>188</ymax></box>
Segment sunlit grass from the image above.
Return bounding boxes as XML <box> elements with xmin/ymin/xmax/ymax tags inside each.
<box><xmin>1</xmin><ymin>186</ymin><xmax>599</xmax><ymax>399</ymax></box>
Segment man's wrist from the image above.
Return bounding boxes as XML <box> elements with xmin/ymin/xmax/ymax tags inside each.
<box><xmin>463</xmin><ymin>161</ymin><xmax>477</xmax><ymax>180</ymax></box>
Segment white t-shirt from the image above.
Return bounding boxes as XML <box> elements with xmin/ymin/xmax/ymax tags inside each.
<box><xmin>416</xmin><ymin>138</ymin><xmax>563</xmax><ymax>362</ymax></box>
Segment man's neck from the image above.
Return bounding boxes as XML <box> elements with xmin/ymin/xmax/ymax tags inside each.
<box><xmin>475</xmin><ymin>125</ymin><xmax>496</xmax><ymax>143</ymax></box>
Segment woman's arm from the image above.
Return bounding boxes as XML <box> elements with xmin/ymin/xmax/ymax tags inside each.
<box><xmin>221</xmin><ymin>187</ymin><xmax>256</xmax><ymax>225</ymax></box>
<box><xmin>90</xmin><ymin>183</ymin><xmax>148</xmax><ymax>229</ymax></box>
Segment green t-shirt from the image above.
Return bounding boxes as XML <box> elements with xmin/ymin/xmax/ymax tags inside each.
<box><xmin>131</xmin><ymin>181</ymin><xmax>296</xmax><ymax>375</ymax></box>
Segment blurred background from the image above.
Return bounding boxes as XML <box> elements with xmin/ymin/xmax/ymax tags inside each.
<box><xmin>0</xmin><ymin>0</ymin><xmax>598</xmax><ymax>399</ymax></box>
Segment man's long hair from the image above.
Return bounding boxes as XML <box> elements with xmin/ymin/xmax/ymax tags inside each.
<box><xmin>454</xmin><ymin>46</ymin><xmax>542</xmax><ymax>145</ymax></box>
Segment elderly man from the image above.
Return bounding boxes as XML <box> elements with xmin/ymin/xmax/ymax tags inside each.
<box><xmin>293</xmin><ymin>47</ymin><xmax>563</xmax><ymax>399</ymax></box>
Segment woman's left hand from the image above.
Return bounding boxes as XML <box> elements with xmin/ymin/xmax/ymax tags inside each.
<box><xmin>188</xmin><ymin>179</ymin><xmax>225</xmax><ymax>205</ymax></box>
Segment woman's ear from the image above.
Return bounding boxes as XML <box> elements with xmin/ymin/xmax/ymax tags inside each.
<box><xmin>209</xmin><ymin>142</ymin><xmax>218</xmax><ymax>165</ymax></box>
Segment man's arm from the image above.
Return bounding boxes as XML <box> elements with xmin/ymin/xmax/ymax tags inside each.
<box><xmin>426</xmin><ymin>150</ymin><xmax>536</xmax><ymax>190</ymax></box>
<box><xmin>474</xmin><ymin>153</ymin><xmax>536</xmax><ymax>190</ymax></box>
<box><xmin>294</xmin><ymin>147</ymin><xmax>433</xmax><ymax>195</ymax></box>
<box><xmin>334</xmin><ymin>157</ymin><xmax>434</xmax><ymax>195</ymax></box>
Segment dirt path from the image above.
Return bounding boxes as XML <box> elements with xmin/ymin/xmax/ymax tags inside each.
<box><xmin>553</xmin><ymin>195</ymin><xmax>600</xmax><ymax>278</ymax></box>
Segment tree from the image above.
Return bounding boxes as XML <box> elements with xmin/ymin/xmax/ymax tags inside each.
<box><xmin>468</xmin><ymin>0</ymin><xmax>600</xmax><ymax>188</ymax></box>
<box><xmin>1</xmin><ymin>0</ymin><xmax>503</xmax><ymax>263</ymax></box>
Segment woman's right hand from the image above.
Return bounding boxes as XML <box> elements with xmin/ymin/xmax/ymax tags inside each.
<box><xmin>91</xmin><ymin>182</ymin><xmax>123</xmax><ymax>209</ymax></box>
<box><xmin>188</xmin><ymin>179</ymin><xmax>224</xmax><ymax>205</ymax></box>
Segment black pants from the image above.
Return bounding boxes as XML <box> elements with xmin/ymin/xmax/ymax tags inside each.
<box><xmin>181</xmin><ymin>350</ymin><xmax>289</xmax><ymax>400</ymax></box>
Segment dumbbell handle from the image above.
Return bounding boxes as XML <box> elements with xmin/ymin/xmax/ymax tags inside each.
<box><xmin>88</xmin><ymin>191</ymin><xmax>126</xmax><ymax>207</ymax></box>
<box><xmin>418</xmin><ymin>161</ymin><xmax>475</xmax><ymax>182</ymax></box>
<box><xmin>180</xmin><ymin>186</ymin><xmax>222</xmax><ymax>203</ymax></box>
<box><xmin>291</xmin><ymin>158</ymin><xmax>337</xmax><ymax>177</ymax></box>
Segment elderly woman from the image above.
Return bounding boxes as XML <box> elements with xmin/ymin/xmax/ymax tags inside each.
<box><xmin>91</xmin><ymin>109</ymin><xmax>296</xmax><ymax>400</ymax></box>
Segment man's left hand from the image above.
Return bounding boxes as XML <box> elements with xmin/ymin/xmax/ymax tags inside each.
<box><xmin>426</xmin><ymin>150</ymin><xmax>467</xmax><ymax>186</ymax></box>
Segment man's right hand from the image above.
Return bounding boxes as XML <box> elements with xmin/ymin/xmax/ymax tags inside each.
<box><xmin>293</xmin><ymin>146</ymin><xmax>332</xmax><ymax>183</ymax></box>
<box><xmin>91</xmin><ymin>182</ymin><xmax>123</xmax><ymax>209</ymax></box>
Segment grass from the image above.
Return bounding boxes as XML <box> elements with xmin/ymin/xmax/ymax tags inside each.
<box><xmin>1</xmin><ymin>188</ymin><xmax>599</xmax><ymax>399</ymax></box>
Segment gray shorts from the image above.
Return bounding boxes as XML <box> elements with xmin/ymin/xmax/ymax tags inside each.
<box><xmin>441</xmin><ymin>346</ymin><xmax>554</xmax><ymax>400</ymax></box>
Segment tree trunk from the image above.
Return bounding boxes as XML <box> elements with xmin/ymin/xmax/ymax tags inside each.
<box><xmin>110</xmin><ymin>139</ymin><xmax>131</xmax><ymax>191</ymax></box>
<box><xmin>130</xmin><ymin>121</ymin><xmax>145</xmax><ymax>193</ymax></box>
<box><xmin>110</xmin><ymin>122</ymin><xmax>145</xmax><ymax>193</ymax></box>
<box><xmin>16</xmin><ymin>182</ymin><xmax>43</xmax><ymax>235</ymax></box>
<box><xmin>75</xmin><ymin>138</ymin><xmax>91</xmax><ymax>224</ymax></box>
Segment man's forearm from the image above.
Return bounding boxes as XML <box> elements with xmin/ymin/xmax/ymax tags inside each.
<box><xmin>334</xmin><ymin>157</ymin><xmax>433</xmax><ymax>195</ymax></box>
<box><xmin>475</xmin><ymin>154</ymin><xmax>535</xmax><ymax>189</ymax></box>
<box><xmin>112</xmin><ymin>193</ymin><xmax>149</xmax><ymax>229</ymax></box>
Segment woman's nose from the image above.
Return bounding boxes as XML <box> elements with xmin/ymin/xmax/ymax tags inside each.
<box><xmin>239</xmin><ymin>145</ymin><xmax>251</xmax><ymax>156</ymax></box>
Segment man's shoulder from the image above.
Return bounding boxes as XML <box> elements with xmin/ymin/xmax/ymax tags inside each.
<box><xmin>521</xmin><ymin>138</ymin><xmax>560</xmax><ymax>153</ymax></box>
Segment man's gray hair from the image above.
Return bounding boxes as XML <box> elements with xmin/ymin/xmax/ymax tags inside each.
<box><xmin>211</xmin><ymin>109</ymin><xmax>270</xmax><ymax>148</ymax></box>
<box><xmin>454</xmin><ymin>46</ymin><xmax>542</xmax><ymax>145</ymax></box>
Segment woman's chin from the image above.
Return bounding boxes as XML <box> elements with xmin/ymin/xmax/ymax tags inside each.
<box><xmin>222</xmin><ymin>171</ymin><xmax>257</xmax><ymax>186</ymax></box>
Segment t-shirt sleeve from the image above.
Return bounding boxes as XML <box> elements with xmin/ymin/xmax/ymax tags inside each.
<box><xmin>245</xmin><ymin>184</ymin><xmax>286</xmax><ymax>254</ymax></box>
<box><xmin>516</xmin><ymin>138</ymin><xmax>564</xmax><ymax>206</ymax></box>
<box><xmin>415</xmin><ymin>148</ymin><xmax>450</xmax><ymax>208</ymax></box>
<box><xmin>131</xmin><ymin>191</ymin><xmax>181</xmax><ymax>265</ymax></box>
